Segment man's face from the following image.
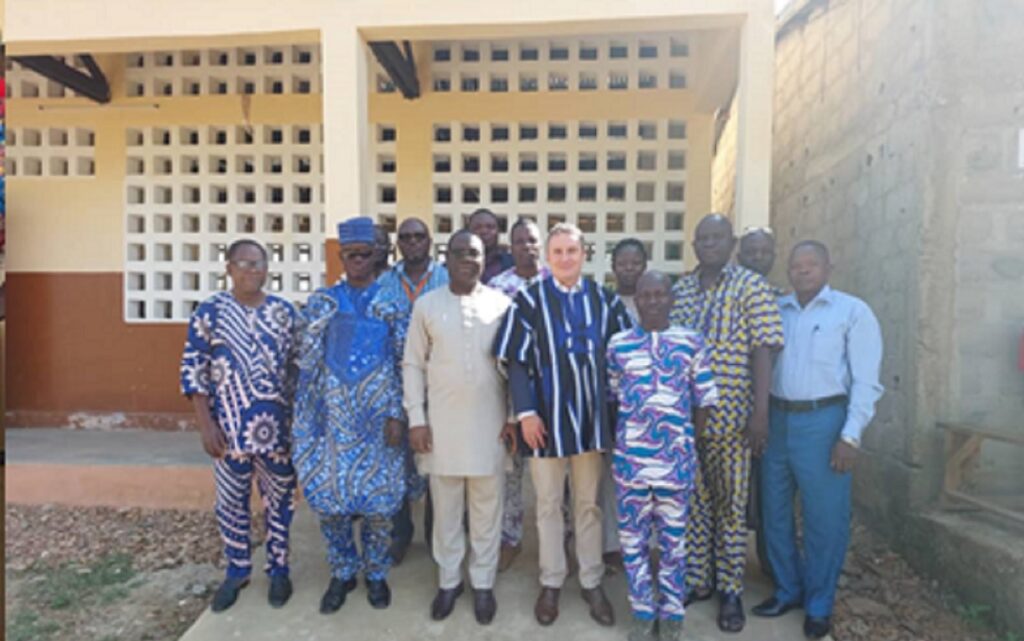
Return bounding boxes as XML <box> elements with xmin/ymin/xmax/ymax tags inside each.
<box><xmin>547</xmin><ymin>232</ymin><xmax>584</xmax><ymax>285</ymax></box>
<box><xmin>469</xmin><ymin>213</ymin><xmax>499</xmax><ymax>250</ymax></box>
<box><xmin>396</xmin><ymin>219</ymin><xmax>431</xmax><ymax>263</ymax></box>
<box><xmin>787</xmin><ymin>246</ymin><xmax>831</xmax><ymax>298</ymax></box>
<box><xmin>510</xmin><ymin>223</ymin><xmax>541</xmax><ymax>271</ymax></box>
<box><xmin>612</xmin><ymin>245</ymin><xmax>647</xmax><ymax>292</ymax></box>
<box><xmin>340</xmin><ymin>242</ymin><xmax>375</xmax><ymax>281</ymax></box>
<box><xmin>693</xmin><ymin>218</ymin><xmax>736</xmax><ymax>268</ymax></box>
<box><xmin>226</xmin><ymin>244</ymin><xmax>268</xmax><ymax>294</ymax></box>
<box><xmin>446</xmin><ymin>233</ymin><xmax>484</xmax><ymax>290</ymax></box>
<box><xmin>635</xmin><ymin>272</ymin><xmax>673</xmax><ymax>329</ymax></box>
<box><xmin>737</xmin><ymin>233</ymin><xmax>776</xmax><ymax>276</ymax></box>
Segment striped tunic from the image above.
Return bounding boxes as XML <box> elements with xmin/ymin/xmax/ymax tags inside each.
<box><xmin>493</xmin><ymin>276</ymin><xmax>632</xmax><ymax>458</ymax></box>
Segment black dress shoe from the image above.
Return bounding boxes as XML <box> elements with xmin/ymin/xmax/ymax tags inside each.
<box><xmin>717</xmin><ymin>594</ymin><xmax>746</xmax><ymax>633</ymax></box>
<box><xmin>320</xmin><ymin>577</ymin><xmax>357</xmax><ymax>614</ymax></box>
<box><xmin>752</xmin><ymin>596</ymin><xmax>801</xmax><ymax>618</ymax></box>
<box><xmin>211</xmin><ymin>576</ymin><xmax>250</xmax><ymax>613</ymax></box>
<box><xmin>430</xmin><ymin>583</ymin><xmax>464</xmax><ymax>621</ymax></box>
<box><xmin>366</xmin><ymin>578</ymin><xmax>391</xmax><ymax>609</ymax></box>
<box><xmin>473</xmin><ymin>588</ymin><xmax>497</xmax><ymax>625</ymax></box>
<box><xmin>267</xmin><ymin>575</ymin><xmax>293</xmax><ymax>608</ymax></box>
<box><xmin>804</xmin><ymin>615</ymin><xmax>831</xmax><ymax>639</ymax></box>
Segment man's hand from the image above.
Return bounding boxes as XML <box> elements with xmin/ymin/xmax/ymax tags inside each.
<box><xmin>199</xmin><ymin>420</ymin><xmax>227</xmax><ymax>459</ymax></box>
<box><xmin>520</xmin><ymin>415</ymin><xmax>547</xmax><ymax>450</ymax></box>
<box><xmin>408</xmin><ymin>424</ymin><xmax>432</xmax><ymax>453</ymax></box>
<box><xmin>499</xmin><ymin>422</ymin><xmax>518</xmax><ymax>455</ymax></box>
<box><xmin>831</xmin><ymin>441</ymin><xmax>858</xmax><ymax>473</ymax></box>
<box><xmin>745</xmin><ymin>410</ymin><xmax>769</xmax><ymax>458</ymax></box>
<box><xmin>384</xmin><ymin>418</ymin><xmax>405</xmax><ymax>448</ymax></box>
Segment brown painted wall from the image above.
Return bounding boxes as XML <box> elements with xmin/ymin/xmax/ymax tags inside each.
<box><xmin>5</xmin><ymin>273</ymin><xmax>192</xmax><ymax>423</ymax></box>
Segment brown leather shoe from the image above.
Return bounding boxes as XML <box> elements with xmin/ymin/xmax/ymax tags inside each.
<box><xmin>534</xmin><ymin>587</ymin><xmax>560</xmax><ymax>626</ymax></box>
<box><xmin>473</xmin><ymin>588</ymin><xmax>497</xmax><ymax>625</ymax></box>
<box><xmin>581</xmin><ymin>585</ymin><xmax>615</xmax><ymax>626</ymax></box>
<box><xmin>498</xmin><ymin>544</ymin><xmax>521</xmax><ymax>572</ymax></box>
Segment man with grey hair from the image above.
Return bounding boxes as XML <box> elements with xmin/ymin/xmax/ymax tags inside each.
<box><xmin>494</xmin><ymin>223</ymin><xmax>633</xmax><ymax>628</ymax></box>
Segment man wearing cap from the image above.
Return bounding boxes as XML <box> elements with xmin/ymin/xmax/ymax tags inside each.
<box><xmin>293</xmin><ymin>216</ymin><xmax>406</xmax><ymax>613</ymax></box>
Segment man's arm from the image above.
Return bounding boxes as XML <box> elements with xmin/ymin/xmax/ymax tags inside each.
<box><xmin>832</xmin><ymin>301</ymin><xmax>884</xmax><ymax>472</ymax></box>
<box><xmin>509</xmin><ymin>360</ymin><xmax>546</xmax><ymax>450</ymax></box>
<box><xmin>402</xmin><ymin>301</ymin><xmax>432</xmax><ymax>452</ymax></box>
<box><xmin>191</xmin><ymin>394</ymin><xmax>227</xmax><ymax>459</ymax></box>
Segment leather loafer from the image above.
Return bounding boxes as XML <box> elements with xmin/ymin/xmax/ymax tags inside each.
<box><xmin>717</xmin><ymin>593</ymin><xmax>746</xmax><ymax>633</ymax></box>
<box><xmin>534</xmin><ymin>587</ymin><xmax>560</xmax><ymax>626</ymax></box>
<box><xmin>430</xmin><ymin>583</ymin><xmax>464</xmax><ymax>621</ymax></box>
<box><xmin>366</xmin><ymin>578</ymin><xmax>391</xmax><ymax>609</ymax></box>
<box><xmin>752</xmin><ymin>596</ymin><xmax>801</xmax><ymax>618</ymax></box>
<box><xmin>319</xmin><ymin>577</ymin><xmax>357</xmax><ymax>614</ymax></box>
<box><xmin>581</xmin><ymin>585</ymin><xmax>615</xmax><ymax>626</ymax></box>
<box><xmin>473</xmin><ymin>588</ymin><xmax>497</xmax><ymax>625</ymax></box>
<box><xmin>804</xmin><ymin>615</ymin><xmax>831</xmax><ymax>639</ymax></box>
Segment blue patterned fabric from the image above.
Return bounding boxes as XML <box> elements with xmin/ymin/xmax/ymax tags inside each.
<box><xmin>617</xmin><ymin>485</ymin><xmax>691</xmax><ymax>621</ymax></box>
<box><xmin>606</xmin><ymin>326</ymin><xmax>718</xmax><ymax>490</ymax></box>
<box><xmin>180</xmin><ymin>291</ymin><xmax>297</xmax><ymax>456</ymax></box>
<box><xmin>337</xmin><ymin>216</ymin><xmax>375</xmax><ymax>244</ymax></box>
<box><xmin>319</xmin><ymin>513</ymin><xmax>393</xmax><ymax>581</ymax></box>
<box><xmin>292</xmin><ymin>281</ymin><xmax>406</xmax><ymax>519</ymax></box>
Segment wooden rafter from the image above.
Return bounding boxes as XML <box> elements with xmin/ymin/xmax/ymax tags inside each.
<box><xmin>13</xmin><ymin>54</ymin><xmax>111</xmax><ymax>104</ymax></box>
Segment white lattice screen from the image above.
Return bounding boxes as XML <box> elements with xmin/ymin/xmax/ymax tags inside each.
<box><xmin>371</xmin><ymin>34</ymin><xmax>691</xmax><ymax>282</ymax></box>
<box><xmin>5</xmin><ymin>127</ymin><xmax>97</xmax><ymax>178</ymax></box>
<box><xmin>124</xmin><ymin>123</ymin><xmax>326</xmax><ymax>322</ymax></box>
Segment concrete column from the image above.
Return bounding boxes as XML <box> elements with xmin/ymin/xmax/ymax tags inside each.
<box><xmin>733</xmin><ymin>9</ymin><xmax>775</xmax><ymax>231</ymax></box>
<box><xmin>321</xmin><ymin>24</ymin><xmax>370</xmax><ymax>229</ymax></box>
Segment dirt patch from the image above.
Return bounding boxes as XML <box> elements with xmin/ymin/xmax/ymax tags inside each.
<box><xmin>833</xmin><ymin>521</ymin><xmax>1009</xmax><ymax>641</ymax></box>
<box><xmin>5</xmin><ymin>505</ymin><xmax>246</xmax><ymax>641</ymax></box>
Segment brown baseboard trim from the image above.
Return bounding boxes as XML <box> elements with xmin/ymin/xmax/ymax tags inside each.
<box><xmin>6</xmin><ymin>411</ymin><xmax>197</xmax><ymax>431</ymax></box>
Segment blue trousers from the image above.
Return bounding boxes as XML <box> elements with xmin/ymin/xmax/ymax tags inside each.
<box><xmin>320</xmin><ymin>514</ymin><xmax>393</xmax><ymax>581</ymax></box>
<box><xmin>214</xmin><ymin>453</ymin><xmax>296</xmax><ymax>579</ymax></box>
<box><xmin>761</xmin><ymin>404</ymin><xmax>850</xmax><ymax>618</ymax></box>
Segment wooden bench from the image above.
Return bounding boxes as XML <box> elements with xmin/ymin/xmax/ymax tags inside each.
<box><xmin>938</xmin><ymin>422</ymin><xmax>1024</xmax><ymax>525</ymax></box>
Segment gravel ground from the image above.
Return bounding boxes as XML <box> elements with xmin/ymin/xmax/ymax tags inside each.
<box><xmin>4</xmin><ymin>505</ymin><xmax>1013</xmax><ymax>641</ymax></box>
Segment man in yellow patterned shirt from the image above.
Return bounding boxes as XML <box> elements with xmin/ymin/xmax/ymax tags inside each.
<box><xmin>669</xmin><ymin>214</ymin><xmax>784</xmax><ymax>634</ymax></box>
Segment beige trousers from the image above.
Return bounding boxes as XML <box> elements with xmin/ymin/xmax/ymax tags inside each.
<box><xmin>430</xmin><ymin>474</ymin><xmax>504</xmax><ymax>590</ymax></box>
<box><xmin>599</xmin><ymin>451</ymin><xmax>622</xmax><ymax>554</ymax></box>
<box><xmin>530</xmin><ymin>450</ymin><xmax>605</xmax><ymax>589</ymax></box>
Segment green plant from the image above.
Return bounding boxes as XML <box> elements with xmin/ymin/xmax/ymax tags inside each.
<box><xmin>6</xmin><ymin>610</ymin><xmax>60</xmax><ymax>641</ymax></box>
<box><xmin>29</xmin><ymin>553</ymin><xmax>136</xmax><ymax>611</ymax></box>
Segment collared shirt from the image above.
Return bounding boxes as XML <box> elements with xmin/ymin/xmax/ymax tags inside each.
<box><xmin>772</xmin><ymin>286</ymin><xmax>884</xmax><ymax>444</ymax></box>
<box><xmin>488</xmin><ymin>265</ymin><xmax>551</xmax><ymax>299</ymax></box>
<box><xmin>374</xmin><ymin>259</ymin><xmax>450</xmax><ymax>317</ymax></box>
<box><xmin>403</xmin><ymin>285</ymin><xmax>511</xmax><ymax>477</ymax></box>
<box><xmin>607</xmin><ymin>326</ymin><xmax>718</xmax><ymax>489</ymax></box>
<box><xmin>669</xmin><ymin>264</ymin><xmax>784</xmax><ymax>436</ymax></box>
<box><xmin>618</xmin><ymin>294</ymin><xmax>639</xmax><ymax>323</ymax></box>
<box><xmin>494</xmin><ymin>275</ymin><xmax>633</xmax><ymax>457</ymax></box>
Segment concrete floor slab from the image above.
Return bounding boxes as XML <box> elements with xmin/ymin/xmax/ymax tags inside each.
<box><xmin>180</xmin><ymin>502</ymin><xmax>819</xmax><ymax>641</ymax></box>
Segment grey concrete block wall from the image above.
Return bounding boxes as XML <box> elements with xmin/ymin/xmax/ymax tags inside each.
<box><xmin>768</xmin><ymin>0</ymin><xmax>1024</xmax><ymax>633</ymax></box>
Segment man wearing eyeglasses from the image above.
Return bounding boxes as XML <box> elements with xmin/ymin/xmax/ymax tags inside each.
<box><xmin>494</xmin><ymin>223</ymin><xmax>632</xmax><ymax>628</ymax></box>
<box><xmin>373</xmin><ymin>217</ymin><xmax>450</xmax><ymax>564</ymax></box>
<box><xmin>293</xmin><ymin>217</ymin><xmax>408</xmax><ymax>613</ymax></box>
<box><xmin>403</xmin><ymin>230</ymin><xmax>512</xmax><ymax>625</ymax></box>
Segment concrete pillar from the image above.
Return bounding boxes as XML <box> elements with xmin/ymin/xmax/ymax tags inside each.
<box><xmin>321</xmin><ymin>24</ymin><xmax>370</xmax><ymax>229</ymax></box>
<box><xmin>733</xmin><ymin>8</ymin><xmax>775</xmax><ymax>231</ymax></box>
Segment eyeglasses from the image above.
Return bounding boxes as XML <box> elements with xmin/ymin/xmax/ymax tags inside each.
<box><xmin>448</xmin><ymin>248</ymin><xmax>482</xmax><ymax>260</ymax></box>
<box><xmin>230</xmin><ymin>259</ymin><xmax>268</xmax><ymax>270</ymax></box>
<box><xmin>342</xmin><ymin>250</ymin><xmax>374</xmax><ymax>260</ymax></box>
<box><xmin>398</xmin><ymin>231</ymin><xmax>428</xmax><ymax>242</ymax></box>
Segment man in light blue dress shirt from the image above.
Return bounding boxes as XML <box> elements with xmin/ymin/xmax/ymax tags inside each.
<box><xmin>751</xmin><ymin>240</ymin><xmax>883</xmax><ymax>640</ymax></box>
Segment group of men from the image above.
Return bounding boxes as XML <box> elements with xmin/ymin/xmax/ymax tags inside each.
<box><xmin>181</xmin><ymin>207</ymin><xmax>883</xmax><ymax>641</ymax></box>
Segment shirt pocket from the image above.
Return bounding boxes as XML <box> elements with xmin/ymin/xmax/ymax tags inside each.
<box><xmin>810</xmin><ymin>322</ymin><xmax>845</xmax><ymax>367</ymax></box>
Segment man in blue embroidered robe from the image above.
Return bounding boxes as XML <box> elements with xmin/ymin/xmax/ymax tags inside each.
<box><xmin>293</xmin><ymin>216</ymin><xmax>406</xmax><ymax>613</ymax></box>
